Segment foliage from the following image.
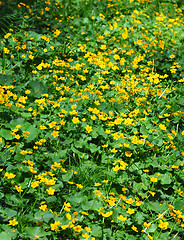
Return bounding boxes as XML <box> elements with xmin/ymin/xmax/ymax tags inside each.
<box><xmin>0</xmin><ymin>0</ymin><xmax>184</xmax><ymax>239</ymax></box>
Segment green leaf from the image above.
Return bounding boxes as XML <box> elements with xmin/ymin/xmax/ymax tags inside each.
<box><xmin>147</xmin><ymin>223</ymin><xmax>157</xmax><ymax>233</ymax></box>
<box><xmin>25</xmin><ymin>226</ymin><xmax>48</xmax><ymax>238</ymax></box>
<box><xmin>174</xmin><ymin>200</ymin><xmax>184</xmax><ymax>211</ymax></box>
<box><xmin>160</xmin><ymin>173</ymin><xmax>172</xmax><ymax>185</ymax></box>
<box><xmin>62</xmin><ymin>171</ymin><xmax>73</xmax><ymax>182</ymax></box>
<box><xmin>69</xmin><ymin>194</ymin><xmax>87</xmax><ymax>204</ymax></box>
<box><xmin>148</xmin><ymin>202</ymin><xmax>168</xmax><ymax>213</ymax></box>
<box><xmin>140</xmin><ymin>125</ymin><xmax>147</xmax><ymax>135</ymax></box>
<box><xmin>22</xmin><ymin>124</ymin><xmax>39</xmax><ymax>142</ymax></box>
<box><xmin>0</xmin><ymin>232</ymin><xmax>11</xmax><ymax>240</ymax></box>
<box><xmin>157</xmin><ymin>138</ymin><xmax>163</xmax><ymax>146</ymax></box>
<box><xmin>3</xmin><ymin>208</ymin><xmax>17</xmax><ymax>219</ymax></box>
<box><xmin>55</xmin><ymin>149</ymin><xmax>67</xmax><ymax>159</ymax></box>
<box><xmin>9</xmin><ymin>118</ymin><xmax>26</xmax><ymax>129</ymax></box>
<box><xmin>29</xmin><ymin>81</ymin><xmax>47</xmax><ymax>97</ymax></box>
<box><xmin>177</xmin><ymin>98</ymin><xmax>184</xmax><ymax>106</ymax></box>
<box><xmin>34</xmin><ymin>211</ymin><xmax>43</xmax><ymax>221</ymax></box>
<box><xmin>82</xmin><ymin>200</ymin><xmax>101</xmax><ymax>211</ymax></box>
<box><xmin>103</xmin><ymin>228</ymin><xmax>112</xmax><ymax>237</ymax></box>
<box><xmin>91</xmin><ymin>225</ymin><xmax>102</xmax><ymax>237</ymax></box>
<box><xmin>0</xmin><ymin>137</ymin><xmax>5</xmax><ymax>150</ymax></box>
<box><xmin>43</xmin><ymin>211</ymin><xmax>54</xmax><ymax>223</ymax></box>
<box><xmin>71</xmin><ymin>145</ymin><xmax>88</xmax><ymax>159</ymax></box>
<box><xmin>0</xmin><ymin>129</ymin><xmax>14</xmax><ymax>140</ymax></box>
<box><xmin>134</xmin><ymin>212</ymin><xmax>144</xmax><ymax>224</ymax></box>
<box><xmin>141</xmin><ymin>174</ymin><xmax>149</xmax><ymax>191</ymax></box>
<box><xmin>0</xmin><ymin>225</ymin><xmax>16</xmax><ymax>239</ymax></box>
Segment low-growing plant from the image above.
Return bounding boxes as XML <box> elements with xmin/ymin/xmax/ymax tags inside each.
<box><xmin>0</xmin><ymin>0</ymin><xmax>184</xmax><ymax>239</ymax></box>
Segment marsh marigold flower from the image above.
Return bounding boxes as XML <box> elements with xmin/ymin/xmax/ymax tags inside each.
<box><xmin>4</xmin><ymin>172</ymin><xmax>16</xmax><ymax>179</ymax></box>
<box><xmin>72</xmin><ymin>117</ymin><xmax>80</xmax><ymax>124</ymax></box>
<box><xmin>15</xmin><ymin>185</ymin><xmax>23</xmax><ymax>193</ymax></box>
<box><xmin>51</xmin><ymin>131</ymin><xmax>59</xmax><ymax>138</ymax></box>
<box><xmin>50</xmin><ymin>221</ymin><xmax>61</xmax><ymax>232</ymax></box>
<box><xmin>117</xmin><ymin>215</ymin><xmax>127</xmax><ymax>221</ymax></box>
<box><xmin>150</xmin><ymin>177</ymin><xmax>158</xmax><ymax>182</ymax></box>
<box><xmin>132</xmin><ymin>225</ymin><xmax>138</xmax><ymax>232</ymax></box>
<box><xmin>9</xmin><ymin>219</ymin><xmax>18</xmax><ymax>226</ymax></box>
<box><xmin>39</xmin><ymin>204</ymin><xmax>47</xmax><ymax>211</ymax></box>
<box><xmin>46</xmin><ymin>187</ymin><xmax>55</xmax><ymax>195</ymax></box>
<box><xmin>73</xmin><ymin>225</ymin><xmax>83</xmax><ymax>232</ymax></box>
<box><xmin>158</xmin><ymin>220</ymin><xmax>169</xmax><ymax>230</ymax></box>
<box><xmin>31</xmin><ymin>181</ymin><xmax>40</xmax><ymax>188</ymax></box>
<box><xmin>85</xmin><ymin>125</ymin><xmax>92</xmax><ymax>133</ymax></box>
<box><xmin>125</xmin><ymin>151</ymin><xmax>132</xmax><ymax>157</ymax></box>
<box><xmin>127</xmin><ymin>208</ymin><xmax>135</xmax><ymax>214</ymax></box>
<box><xmin>102</xmin><ymin>211</ymin><xmax>113</xmax><ymax>217</ymax></box>
<box><xmin>159</xmin><ymin>124</ymin><xmax>167</xmax><ymax>131</ymax></box>
<box><xmin>64</xmin><ymin>202</ymin><xmax>71</xmax><ymax>212</ymax></box>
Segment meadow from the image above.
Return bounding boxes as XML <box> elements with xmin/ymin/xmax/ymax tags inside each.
<box><xmin>0</xmin><ymin>0</ymin><xmax>184</xmax><ymax>239</ymax></box>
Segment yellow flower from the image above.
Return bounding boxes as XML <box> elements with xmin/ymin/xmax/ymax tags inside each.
<box><xmin>102</xmin><ymin>180</ymin><xmax>108</xmax><ymax>183</ymax></box>
<box><xmin>124</xmin><ymin>118</ymin><xmax>133</xmax><ymax>125</ymax></box>
<box><xmin>82</xmin><ymin>233</ymin><xmax>90</xmax><ymax>239</ymax></box>
<box><xmin>18</xmin><ymin>96</ymin><xmax>27</xmax><ymax>104</ymax></box>
<box><xmin>50</xmin><ymin>221</ymin><xmax>61</xmax><ymax>232</ymax></box>
<box><xmin>148</xmin><ymin>235</ymin><xmax>153</xmax><ymax>240</ymax></box>
<box><xmin>73</xmin><ymin>225</ymin><xmax>83</xmax><ymax>232</ymax></box>
<box><xmin>39</xmin><ymin>204</ymin><xmax>47</xmax><ymax>211</ymax></box>
<box><xmin>126</xmin><ymin>208</ymin><xmax>135</xmax><ymax>214</ymax></box>
<box><xmin>64</xmin><ymin>202</ymin><xmax>71</xmax><ymax>212</ymax></box>
<box><xmin>158</xmin><ymin>220</ymin><xmax>169</xmax><ymax>230</ymax></box>
<box><xmin>80</xmin><ymin>211</ymin><xmax>89</xmax><ymax>216</ymax></box>
<box><xmin>93</xmin><ymin>190</ymin><xmax>103</xmax><ymax>197</ymax></box>
<box><xmin>169</xmin><ymin>54</ymin><xmax>175</xmax><ymax>59</ymax></box>
<box><xmin>51</xmin><ymin>131</ymin><xmax>59</xmax><ymax>138</ymax></box>
<box><xmin>150</xmin><ymin>177</ymin><xmax>158</xmax><ymax>182</ymax></box>
<box><xmin>125</xmin><ymin>151</ymin><xmax>132</xmax><ymax>157</ymax></box>
<box><xmin>15</xmin><ymin>185</ymin><xmax>23</xmax><ymax>193</ymax></box>
<box><xmin>159</xmin><ymin>124</ymin><xmax>167</xmax><ymax>131</ymax></box>
<box><xmin>9</xmin><ymin>219</ymin><xmax>18</xmax><ymax>226</ymax></box>
<box><xmin>143</xmin><ymin>222</ymin><xmax>151</xmax><ymax>228</ymax></box>
<box><xmin>102</xmin><ymin>211</ymin><xmax>113</xmax><ymax>217</ymax></box>
<box><xmin>126</xmin><ymin>198</ymin><xmax>134</xmax><ymax>204</ymax></box>
<box><xmin>122</xmin><ymin>27</ymin><xmax>128</xmax><ymax>39</ymax></box>
<box><xmin>85</xmin><ymin>125</ymin><xmax>92</xmax><ymax>133</ymax></box>
<box><xmin>31</xmin><ymin>181</ymin><xmax>40</xmax><ymax>188</ymax></box>
<box><xmin>48</xmin><ymin>121</ymin><xmax>57</xmax><ymax>128</ymax></box>
<box><xmin>136</xmin><ymin>200</ymin><xmax>143</xmax><ymax>206</ymax></box>
<box><xmin>60</xmin><ymin>119</ymin><xmax>66</xmax><ymax>125</ymax></box>
<box><xmin>94</xmin><ymin>183</ymin><xmax>102</xmax><ymax>186</ymax></box>
<box><xmin>46</xmin><ymin>187</ymin><xmax>55</xmax><ymax>195</ymax></box>
<box><xmin>72</xmin><ymin>117</ymin><xmax>80</xmax><ymax>124</ymax></box>
<box><xmin>85</xmin><ymin>226</ymin><xmax>92</xmax><ymax>233</ymax></box>
<box><xmin>117</xmin><ymin>215</ymin><xmax>127</xmax><ymax>221</ymax></box>
<box><xmin>25</xmin><ymin>90</ymin><xmax>31</xmax><ymax>94</ymax></box>
<box><xmin>148</xmin><ymin>190</ymin><xmax>156</xmax><ymax>196</ymax></box>
<box><xmin>66</xmin><ymin>213</ymin><xmax>71</xmax><ymax>219</ymax></box>
<box><xmin>61</xmin><ymin>224</ymin><xmax>69</xmax><ymax>230</ymax></box>
<box><xmin>100</xmin><ymin>45</ymin><xmax>106</xmax><ymax>50</ymax></box>
<box><xmin>110</xmin><ymin>148</ymin><xmax>118</xmax><ymax>153</ymax></box>
<box><xmin>4</xmin><ymin>172</ymin><xmax>16</xmax><ymax>179</ymax></box>
<box><xmin>132</xmin><ymin>225</ymin><xmax>138</xmax><ymax>232</ymax></box>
